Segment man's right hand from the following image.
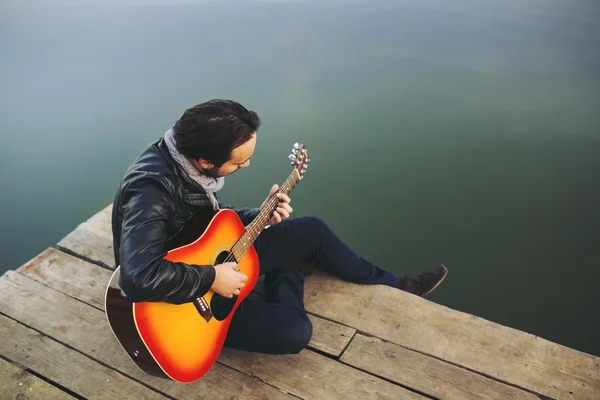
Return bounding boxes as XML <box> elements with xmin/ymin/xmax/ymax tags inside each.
<box><xmin>211</xmin><ymin>262</ymin><xmax>248</xmax><ymax>298</ymax></box>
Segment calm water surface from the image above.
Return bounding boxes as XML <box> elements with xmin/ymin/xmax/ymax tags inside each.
<box><xmin>1</xmin><ymin>0</ymin><xmax>599</xmax><ymax>355</ymax></box>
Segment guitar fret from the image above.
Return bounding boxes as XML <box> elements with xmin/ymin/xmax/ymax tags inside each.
<box><xmin>233</xmin><ymin>171</ymin><xmax>300</xmax><ymax>258</ymax></box>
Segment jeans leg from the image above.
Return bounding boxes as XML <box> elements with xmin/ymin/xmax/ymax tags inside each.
<box><xmin>224</xmin><ymin>268</ymin><xmax>312</xmax><ymax>354</ymax></box>
<box><xmin>254</xmin><ymin>216</ymin><xmax>397</xmax><ymax>287</ymax></box>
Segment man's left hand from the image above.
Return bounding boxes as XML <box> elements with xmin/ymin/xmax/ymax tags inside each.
<box><xmin>261</xmin><ymin>184</ymin><xmax>293</xmax><ymax>226</ymax></box>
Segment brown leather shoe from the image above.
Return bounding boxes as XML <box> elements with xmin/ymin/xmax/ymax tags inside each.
<box><xmin>397</xmin><ymin>265</ymin><xmax>448</xmax><ymax>296</ymax></box>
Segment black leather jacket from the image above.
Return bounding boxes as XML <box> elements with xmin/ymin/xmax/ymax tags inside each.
<box><xmin>111</xmin><ymin>138</ymin><xmax>259</xmax><ymax>304</ymax></box>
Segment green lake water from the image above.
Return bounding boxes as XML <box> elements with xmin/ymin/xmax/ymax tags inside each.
<box><xmin>1</xmin><ymin>0</ymin><xmax>599</xmax><ymax>356</ymax></box>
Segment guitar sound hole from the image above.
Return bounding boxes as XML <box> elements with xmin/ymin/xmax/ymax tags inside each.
<box><xmin>211</xmin><ymin>251</ymin><xmax>238</xmax><ymax>321</ymax></box>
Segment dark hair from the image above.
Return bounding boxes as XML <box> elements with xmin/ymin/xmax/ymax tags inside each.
<box><xmin>172</xmin><ymin>99</ymin><xmax>261</xmax><ymax>167</ymax></box>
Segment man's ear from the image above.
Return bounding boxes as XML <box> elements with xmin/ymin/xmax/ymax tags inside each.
<box><xmin>198</xmin><ymin>158</ymin><xmax>214</xmax><ymax>170</ymax></box>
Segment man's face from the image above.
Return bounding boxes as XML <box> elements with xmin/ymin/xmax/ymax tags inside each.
<box><xmin>197</xmin><ymin>133</ymin><xmax>256</xmax><ymax>178</ymax></box>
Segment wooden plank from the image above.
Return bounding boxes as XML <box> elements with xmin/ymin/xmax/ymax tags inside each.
<box><xmin>18</xmin><ymin>247</ymin><xmax>355</xmax><ymax>357</ymax></box>
<box><xmin>18</xmin><ymin>248</ymin><xmax>107</xmax><ymax>310</ymax></box>
<box><xmin>309</xmin><ymin>316</ymin><xmax>354</xmax><ymax>357</ymax></box>
<box><xmin>341</xmin><ymin>333</ymin><xmax>540</xmax><ymax>400</ymax></box>
<box><xmin>13</xmin><ymin>249</ymin><xmax>419</xmax><ymax>399</ymax></box>
<box><xmin>81</xmin><ymin>203</ymin><xmax>113</xmax><ymax>239</ymax></box>
<box><xmin>218</xmin><ymin>347</ymin><xmax>426</xmax><ymax>400</ymax></box>
<box><xmin>0</xmin><ymin>314</ymin><xmax>167</xmax><ymax>400</ymax></box>
<box><xmin>54</xmin><ymin>204</ymin><xmax>600</xmax><ymax>398</ymax></box>
<box><xmin>304</xmin><ymin>272</ymin><xmax>600</xmax><ymax>400</ymax></box>
<box><xmin>0</xmin><ymin>357</ymin><xmax>76</xmax><ymax>400</ymax></box>
<box><xmin>57</xmin><ymin>227</ymin><xmax>115</xmax><ymax>269</ymax></box>
<box><xmin>0</xmin><ymin>270</ymin><xmax>295</xmax><ymax>400</ymax></box>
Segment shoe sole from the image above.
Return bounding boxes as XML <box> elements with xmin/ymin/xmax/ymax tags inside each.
<box><xmin>422</xmin><ymin>264</ymin><xmax>448</xmax><ymax>296</ymax></box>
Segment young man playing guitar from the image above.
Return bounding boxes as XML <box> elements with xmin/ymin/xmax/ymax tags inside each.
<box><xmin>111</xmin><ymin>99</ymin><xmax>448</xmax><ymax>359</ymax></box>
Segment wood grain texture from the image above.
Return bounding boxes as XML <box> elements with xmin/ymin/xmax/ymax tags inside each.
<box><xmin>81</xmin><ymin>203</ymin><xmax>113</xmax><ymax>239</ymax></box>
<box><xmin>57</xmin><ymin>227</ymin><xmax>115</xmax><ymax>269</ymax></box>
<box><xmin>0</xmin><ymin>271</ymin><xmax>294</xmax><ymax>400</ymax></box>
<box><xmin>308</xmin><ymin>316</ymin><xmax>355</xmax><ymax>357</ymax></box>
<box><xmin>17</xmin><ymin>247</ymin><xmax>355</xmax><ymax>358</ymax></box>
<box><xmin>18</xmin><ymin>248</ymin><xmax>108</xmax><ymax>310</ymax></box>
<box><xmin>218</xmin><ymin>347</ymin><xmax>427</xmax><ymax>400</ymax></box>
<box><xmin>0</xmin><ymin>314</ymin><xmax>167</xmax><ymax>400</ymax></box>
<box><xmin>0</xmin><ymin>357</ymin><xmax>76</xmax><ymax>400</ymax></box>
<box><xmin>304</xmin><ymin>272</ymin><xmax>600</xmax><ymax>400</ymax></box>
<box><xmin>341</xmin><ymin>333</ymin><xmax>540</xmax><ymax>400</ymax></box>
<box><xmin>52</xmin><ymin>204</ymin><xmax>600</xmax><ymax>399</ymax></box>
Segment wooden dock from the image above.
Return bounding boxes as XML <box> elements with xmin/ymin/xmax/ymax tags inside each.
<box><xmin>1</xmin><ymin>204</ymin><xmax>598</xmax><ymax>400</ymax></box>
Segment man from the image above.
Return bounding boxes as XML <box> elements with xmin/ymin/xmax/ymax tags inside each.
<box><xmin>112</xmin><ymin>99</ymin><xmax>448</xmax><ymax>355</ymax></box>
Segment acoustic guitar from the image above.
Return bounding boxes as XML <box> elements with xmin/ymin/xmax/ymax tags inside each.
<box><xmin>105</xmin><ymin>143</ymin><xmax>310</xmax><ymax>383</ymax></box>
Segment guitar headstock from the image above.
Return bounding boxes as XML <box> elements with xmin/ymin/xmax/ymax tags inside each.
<box><xmin>288</xmin><ymin>143</ymin><xmax>310</xmax><ymax>179</ymax></box>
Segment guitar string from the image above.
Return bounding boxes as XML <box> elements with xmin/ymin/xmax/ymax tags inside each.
<box><xmin>223</xmin><ymin>174</ymin><xmax>295</xmax><ymax>263</ymax></box>
<box><xmin>238</xmin><ymin>171</ymin><xmax>297</xmax><ymax>243</ymax></box>
<box><xmin>222</xmin><ymin>170</ymin><xmax>301</xmax><ymax>265</ymax></box>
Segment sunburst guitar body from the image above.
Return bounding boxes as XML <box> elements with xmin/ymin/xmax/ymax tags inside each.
<box><xmin>105</xmin><ymin>143</ymin><xmax>309</xmax><ymax>383</ymax></box>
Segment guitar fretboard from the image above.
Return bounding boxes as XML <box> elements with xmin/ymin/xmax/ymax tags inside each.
<box><xmin>230</xmin><ymin>170</ymin><xmax>301</xmax><ymax>261</ymax></box>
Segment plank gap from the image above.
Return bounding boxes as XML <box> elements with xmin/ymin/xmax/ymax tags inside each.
<box><xmin>306</xmin><ymin>309</ymin><xmax>359</xmax><ymax>346</ymax></box>
<box><xmin>15</xmin><ymin>266</ymin><xmax>107</xmax><ymax>314</ymax></box>
<box><xmin>48</xmin><ymin>206</ymin><xmax>599</xmax><ymax>398</ymax></box>
<box><xmin>217</xmin><ymin>359</ymin><xmax>305</xmax><ymax>400</ymax></box>
<box><xmin>18</xmin><ymin>248</ymin><xmax>356</xmax><ymax>360</ymax></box>
<box><xmin>13</xmin><ymin>250</ymin><xmax>361</xmax><ymax>398</ymax></box>
<box><xmin>1</xmin><ymin>270</ymin><xmax>296</xmax><ymax>399</ymax></box>
<box><xmin>400</xmin><ymin>345</ymin><xmax>547</xmax><ymax>400</ymax></box>
<box><xmin>348</xmin><ymin>332</ymin><xmax>547</xmax><ymax>400</ymax></box>
<box><xmin>0</xmin><ymin>352</ymin><xmax>23</xmax><ymax>369</ymax></box>
<box><xmin>3</xmin><ymin>356</ymin><xmax>87</xmax><ymax>400</ymax></box>
<box><xmin>336</xmin><ymin>356</ymin><xmax>439</xmax><ymax>400</ymax></box>
<box><xmin>0</xmin><ymin>354</ymin><xmax>81</xmax><ymax>400</ymax></box>
<box><xmin>306</xmin><ymin>343</ymin><xmax>343</xmax><ymax>361</ymax></box>
<box><xmin>304</xmin><ymin>272</ymin><xmax>599</xmax><ymax>399</ymax></box>
<box><xmin>56</xmin><ymin>244</ymin><xmax>114</xmax><ymax>271</ymax></box>
<box><xmin>335</xmin><ymin>329</ymin><xmax>356</xmax><ymax>357</ymax></box>
<box><xmin>0</xmin><ymin>309</ymin><xmax>175</xmax><ymax>400</ymax></box>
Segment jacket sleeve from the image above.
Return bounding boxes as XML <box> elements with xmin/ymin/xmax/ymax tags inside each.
<box><xmin>118</xmin><ymin>178</ymin><xmax>216</xmax><ymax>304</ymax></box>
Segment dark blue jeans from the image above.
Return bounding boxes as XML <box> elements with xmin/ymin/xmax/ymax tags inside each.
<box><xmin>223</xmin><ymin>216</ymin><xmax>398</xmax><ymax>354</ymax></box>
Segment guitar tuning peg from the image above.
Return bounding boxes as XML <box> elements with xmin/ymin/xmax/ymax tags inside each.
<box><xmin>293</xmin><ymin>143</ymin><xmax>300</xmax><ymax>149</ymax></box>
<box><xmin>288</xmin><ymin>154</ymin><xmax>295</xmax><ymax>160</ymax></box>
<box><xmin>292</xmin><ymin>148</ymin><xmax>298</xmax><ymax>155</ymax></box>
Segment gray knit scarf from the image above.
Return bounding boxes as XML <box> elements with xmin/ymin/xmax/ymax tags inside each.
<box><xmin>164</xmin><ymin>127</ymin><xmax>224</xmax><ymax>210</ymax></box>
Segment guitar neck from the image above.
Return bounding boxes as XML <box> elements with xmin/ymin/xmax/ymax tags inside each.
<box><xmin>229</xmin><ymin>169</ymin><xmax>302</xmax><ymax>262</ymax></box>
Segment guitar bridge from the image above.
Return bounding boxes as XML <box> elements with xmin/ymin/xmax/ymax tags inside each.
<box><xmin>193</xmin><ymin>297</ymin><xmax>213</xmax><ymax>322</ymax></box>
